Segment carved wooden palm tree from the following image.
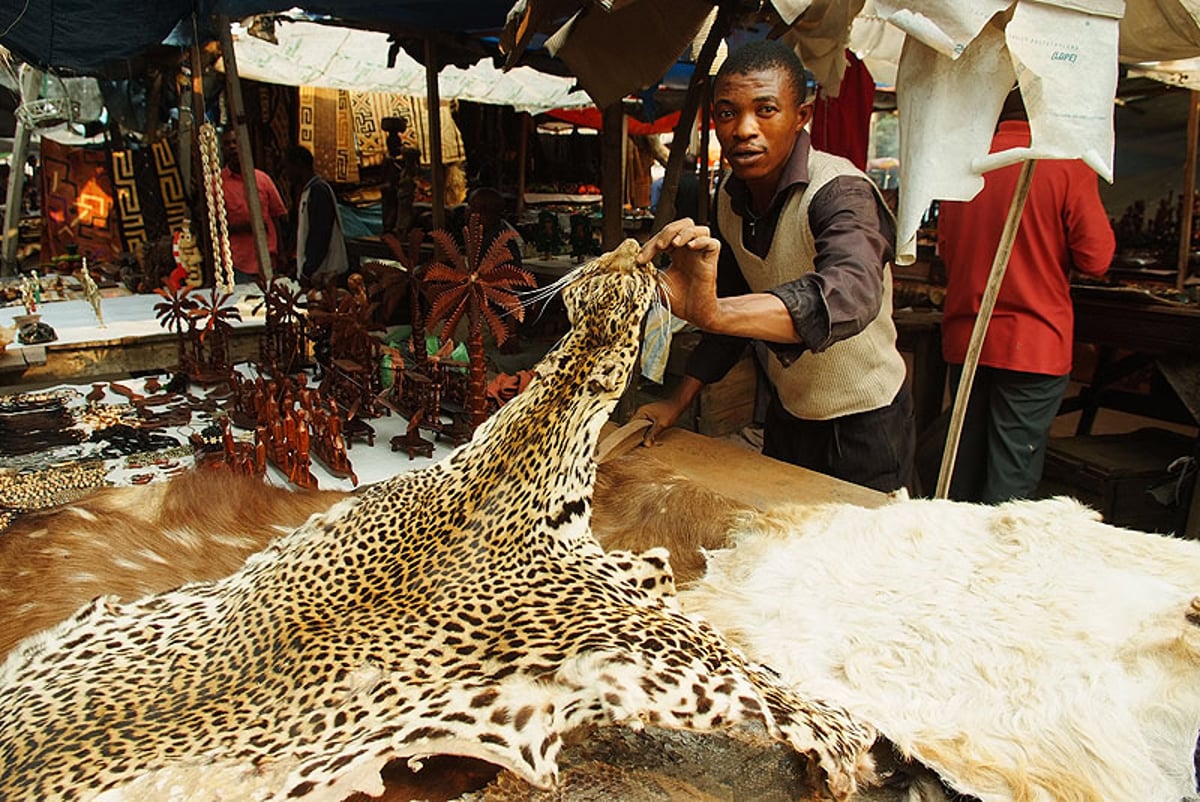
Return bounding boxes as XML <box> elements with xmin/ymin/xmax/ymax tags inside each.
<box><xmin>188</xmin><ymin>287</ymin><xmax>242</xmax><ymax>381</ymax></box>
<box><xmin>424</xmin><ymin>214</ymin><xmax>535</xmax><ymax>428</ymax></box>
<box><xmin>153</xmin><ymin>284</ymin><xmax>198</xmax><ymax>369</ymax></box>
<box><xmin>381</xmin><ymin>228</ymin><xmax>430</xmax><ymax>372</ymax></box>
<box><xmin>251</xmin><ymin>277</ymin><xmax>308</xmax><ymax>375</ymax></box>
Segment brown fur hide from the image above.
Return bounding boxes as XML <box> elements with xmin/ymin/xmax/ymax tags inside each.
<box><xmin>1</xmin><ymin>455</ymin><xmax>748</xmax><ymax>658</ymax></box>
<box><xmin>591</xmin><ymin>453</ymin><xmax>753</xmax><ymax>585</ymax></box>
<box><xmin>0</xmin><ymin>470</ymin><xmax>348</xmax><ymax>656</ymax></box>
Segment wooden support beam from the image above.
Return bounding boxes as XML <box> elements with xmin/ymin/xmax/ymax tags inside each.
<box><xmin>2</xmin><ymin>65</ymin><xmax>40</xmax><ymax>277</ymax></box>
<box><xmin>177</xmin><ymin>72</ymin><xmax>194</xmax><ymax>199</ymax></box>
<box><xmin>651</xmin><ymin>6</ymin><xmax>728</xmax><ymax>232</ymax></box>
<box><xmin>601</xmin><ymin>103</ymin><xmax>627</xmax><ymax>250</ymax></box>
<box><xmin>697</xmin><ymin>76</ymin><xmax>712</xmax><ymax>225</ymax></box>
<box><xmin>218</xmin><ymin>15</ymin><xmax>273</xmax><ymax>281</ymax></box>
<box><xmin>425</xmin><ymin>38</ymin><xmax>446</xmax><ymax>231</ymax></box>
<box><xmin>935</xmin><ymin>160</ymin><xmax>1036</xmax><ymax>499</ymax></box>
<box><xmin>1</xmin><ymin>122</ymin><xmax>31</xmax><ymax>277</ymax></box>
<box><xmin>1178</xmin><ymin>89</ymin><xmax>1199</xmax><ymax>292</ymax></box>
<box><xmin>516</xmin><ymin>112</ymin><xmax>530</xmax><ymax>218</ymax></box>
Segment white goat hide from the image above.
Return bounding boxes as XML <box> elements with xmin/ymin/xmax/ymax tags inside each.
<box><xmin>679</xmin><ymin>496</ymin><xmax>1200</xmax><ymax>802</ymax></box>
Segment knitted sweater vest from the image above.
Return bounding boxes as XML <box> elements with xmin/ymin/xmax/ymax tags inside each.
<box><xmin>717</xmin><ymin>149</ymin><xmax>906</xmax><ymax>420</ymax></box>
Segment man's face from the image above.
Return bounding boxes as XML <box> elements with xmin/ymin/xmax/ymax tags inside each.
<box><xmin>713</xmin><ymin>67</ymin><xmax>811</xmax><ymax>194</ymax></box>
<box><xmin>221</xmin><ymin>131</ymin><xmax>240</xmax><ymax>173</ymax></box>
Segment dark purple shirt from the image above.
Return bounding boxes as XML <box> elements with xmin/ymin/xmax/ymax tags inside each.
<box><xmin>686</xmin><ymin>130</ymin><xmax>895</xmax><ymax>385</ymax></box>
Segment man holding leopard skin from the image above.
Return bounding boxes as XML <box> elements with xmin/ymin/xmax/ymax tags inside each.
<box><xmin>635</xmin><ymin>40</ymin><xmax>915</xmax><ymax>494</ymax></box>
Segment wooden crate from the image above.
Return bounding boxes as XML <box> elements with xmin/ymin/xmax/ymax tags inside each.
<box><xmin>652</xmin><ymin>331</ymin><xmax>758</xmax><ymax>438</ymax></box>
<box><xmin>1039</xmin><ymin>427</ymin><xmax>1196</xmax><ymax>534</ymax></box>
<box><xmin>696</xmin><ymin>356</ymin><xmax>757</xmax><ymax>437</ymax></box>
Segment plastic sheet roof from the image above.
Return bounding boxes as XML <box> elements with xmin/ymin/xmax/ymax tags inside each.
<box><xmin>0</xmin><ymin>0</ymin><xmax>515</xmax><ymax>73</ymax></box>
<box><xmin>230</xmin><ymin>20</ymin><xmax>590</xmax><ymax>113</ymax></box>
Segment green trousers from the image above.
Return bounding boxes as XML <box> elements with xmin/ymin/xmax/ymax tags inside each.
<box><xmin>947</xmin><ymin>364</ymin><xmax>1070</xmax><ymax>504</ymax></box>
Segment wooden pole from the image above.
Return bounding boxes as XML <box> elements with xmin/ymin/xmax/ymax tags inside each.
<box><xmin>1178</xmin><ymin>90</ymin><xmax>1199</xmax><ymax>292</ymax></box>
<box><xmin>180</xmin><ymin>27</ymin><xmax>207</xmax><ymax>206</ymax></box>
<box><xmin>218</xmin><ymin>15</ymin><xmax>273</xmax><ymax>281</ymax></box>
<box><xmin>145</xmin><ymin>68</ymin><xmax>164</xmax><ymax>144</ymax></box>
<box><xmin>935</xmin><ymin>159</ymin><xmax>1037</xmax><ymax>499</ymax></box>
<box><xmin>601</xmin><ymin>103</ymin><xmax>627</xmax><ymax>249</ymax></box>
<box><xmin>2</xmin><ymin>64</ymin><xmax>39</xmax><ymax>276</ymax></box>
<box><xmin>1</xmin><ymin>122</ymin><xmax>31</xmax><ymax>277</ymax></box>
<box><xmin>177</xmin><ymin>68</ymin><xmax>194</xmax><ymax>197</ymax></box>
<box><xmin>651</xmin><ymin>5</ymin><xmax>728</xmax><ymax>232</ymax></box>
<box><xmin>697</xmin><ymin>76</ymin><xmax>712</xmax><ymax>225</ymax></box>
<box><xmin>515</xmin><ymin>112</ymin><xmax>530</xmax><ymax>218</ymax></box>
<box><xmin>425</xmin><ymin>38</ymin><xmax>446</xmax><ymax>230</ymax></box>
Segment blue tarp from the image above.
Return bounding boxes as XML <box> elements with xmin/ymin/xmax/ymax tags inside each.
<box><xmin>0</xmin><ymin>1</ymin><xmax>514</xmax><ymax>73</ymax></box>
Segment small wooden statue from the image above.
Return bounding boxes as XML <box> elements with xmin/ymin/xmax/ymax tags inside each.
<box><xmin>78</xmin><ymin>258</ymin><xmax>105</xmax><ymax>328</ymax></box>
<box><xmin>390</xmin><ymin>409</ymin><xmax>434</xmax><ymax>460</ymax></box>
<box><xmin>172</xmin><ymin>218</ymin><xmax>205</xmax><ymax>289</ymax></box>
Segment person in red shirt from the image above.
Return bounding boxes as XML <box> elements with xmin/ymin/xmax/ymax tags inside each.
<box><xmin>221</xmin><ymin>129</ymin><xmax>288</xmax><ymax>282</ymax></box>
<box><xmin>937</xmin><ymin>89</ymin><xmax>1115</xmax><ymax>503</ymax></box>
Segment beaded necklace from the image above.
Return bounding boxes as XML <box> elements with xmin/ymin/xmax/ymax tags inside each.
<box><xmin>198</xmin><ymin>123</ymin><xmax>235</xmax><ymax>293</ymax></box>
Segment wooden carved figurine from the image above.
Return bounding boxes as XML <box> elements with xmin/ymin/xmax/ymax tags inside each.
<box><xmin>172</xmin><ymin>218</ymin><xmax>205</xmax><ymax>289</ymax></box>
<box><xmin>389</xmin><ymin>409</ymin><xmax>434</xmax><ymax>460</ymax></box>
<box><xmin>77</xmin><ymin>258</ymin><xmax>105</xmax><ymax>328</ymax></box>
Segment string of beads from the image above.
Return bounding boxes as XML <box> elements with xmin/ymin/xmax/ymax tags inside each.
<box><xmin>198</xmin><ymin>122</ymin><xmax>235</xmax><ymax>293</ymax></box>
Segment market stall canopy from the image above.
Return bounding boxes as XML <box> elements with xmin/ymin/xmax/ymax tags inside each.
<box><xmin>883</xmin><ymin>0</ymin><xmax>1199</xmax><ymax>261</ymax></box>
<box><xmin>500</xmin><ymin>0</ymin><xmax>876</xmax><ymax>106</ymax></box>
<box><xmin>503</xmin><ymin>0</ymin><xmax>719</xmax><ymax>109</ymax></box>
<box><xmin>508</xmin><ymin>0</ymin><xmax>1200</xmax><ymax>261</ymax></box>
<box><xmin>0</xmin><ymin>0</ymin><xmax>516</xmax><ymax>73</ymax></box>
<box><xmin>229</xmin><ymin>20</ymin><xmax>590</xmax><ymax>113</ymax></box>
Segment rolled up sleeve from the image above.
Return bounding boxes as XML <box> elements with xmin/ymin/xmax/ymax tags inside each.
<box><xmin>774</xmin><ymin>177</ymin><xmax>892</xmax><ymax>355</ymax></box>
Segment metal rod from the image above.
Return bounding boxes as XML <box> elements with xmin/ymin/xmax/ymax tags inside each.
<box><xmin>218</xmin><ymin>14</ymin><xmax>273</xmax><ymax>281</ymax></box>
<box><xmin>1178</xmin><ymin>89</ymin><xmax>1199</xmax><ymax>292</ymax></box>
<box><xmin>935</xmin><ymin>159</ymin><xmax>1037</xmax><ymax>499</ymax></box>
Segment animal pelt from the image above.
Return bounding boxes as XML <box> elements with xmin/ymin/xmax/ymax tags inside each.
<box><xmin>0</xmin><ymin>241</ymin><xmax>875</xmax><ymax>802</ymax></box>
<box><xmin>591</xmin><ymin>452</ymin><xmax>754</xmax><ymax>586</ymax></box>
<box><xmin>0</xmin><ymin>470</ymin><xmax>349</xmax><ymax>656</ymax></box>
<box><xmin>679</xmin><ymin>496</ymin><xmax>1200</xmax><ymax>802</ymax></box>
<box><xmin>0</xmin><ymin>452</ymin><xmax>744</xmax><ymax>658</ymax></box>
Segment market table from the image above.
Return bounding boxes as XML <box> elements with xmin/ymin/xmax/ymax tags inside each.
<box><xmin>0</xmin><ymin>293</ymin><xmax>266</xmax><ymax>388</ymax></box>
<box><xmin>1063</xmin><ymin>290</ymin><xmax>1200</xmax><ymax>537</ymax></box>
<box><xmin>605</xmin><ymin>422</ymin><xmax>886</xmax><ymax>510</ymax></box>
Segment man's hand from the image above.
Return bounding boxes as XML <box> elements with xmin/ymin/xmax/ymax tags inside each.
<box><xmin>631</xmin><ymin>376</ymin><xmax>704</xmax><ymax>446</ymax></box>
<box><xmin>632</xmin><ymin>399</ymin><xmax>688</xmax><ymax>446</ymax></box>
<box><xmin>636</xmin><ymin>219</ymin><xmax>721</xmax><ymax>329</ymax></box>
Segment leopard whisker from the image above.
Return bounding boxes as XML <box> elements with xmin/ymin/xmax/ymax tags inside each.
<box><xmin>516</xmin><ymin>262</ymin><xmax>590</xmax><ymax>326</ymax></box>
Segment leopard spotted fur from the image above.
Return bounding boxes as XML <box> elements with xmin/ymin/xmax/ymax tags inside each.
<box><xmin>0</xmin><ymin>240</ymin><xmax>875</xmax><ymax>801</ymax></box>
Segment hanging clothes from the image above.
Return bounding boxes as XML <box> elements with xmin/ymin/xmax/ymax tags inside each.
<box><xmin>809</xmin><ymin>50</ymin><xmax>875</xmax><ymax>172</ymax></box>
